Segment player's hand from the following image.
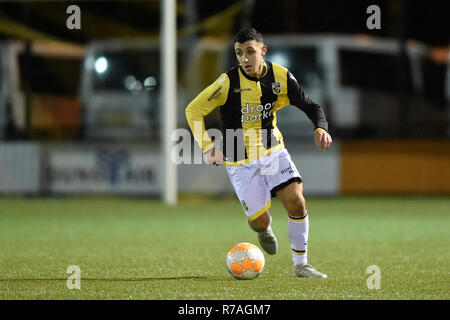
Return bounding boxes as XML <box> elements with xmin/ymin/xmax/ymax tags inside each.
<box><xmin>204</xmin><ymin>148</ymin><xmax>227</xmax><ymax>166</ymax></box>
<box><xmin>314</xmin><ymin>128</ymin><xmax>332</xmax><ymax>152</ymax></box>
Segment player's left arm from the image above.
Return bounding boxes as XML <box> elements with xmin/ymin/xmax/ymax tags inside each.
<box><xmin>286</xmin><ymin>71</ymin><xmax>332</xmax><ymax>151</ymax></box>
<box><xmin>313</xmin><ymin>127</ymin><xmax>332</xmax><ymax>152</ymax></box>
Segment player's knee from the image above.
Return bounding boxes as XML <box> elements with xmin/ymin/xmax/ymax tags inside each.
<box><xmin>248</xmin><ymin>212</ymin><xmax>270</xmax><ymax>232</ymax></box>
<box><xmin>287</xmin><ymin>195</ymin><xmax>307</xmax><ymax>218</ymax></box>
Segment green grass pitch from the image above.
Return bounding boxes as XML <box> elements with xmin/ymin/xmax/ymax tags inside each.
<box><xmin>0</xmin><ymin>196</ymin><xmax>449</xmax><ymax>299</ymax></box>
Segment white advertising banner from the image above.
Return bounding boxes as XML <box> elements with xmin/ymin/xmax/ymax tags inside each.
<box><xmin>289</xmin><ymin>142</ymin><xmax>340</xmax><ymax>196</ymax></box>
<box><xmin>0</xmin><ymin>143</ymin><xmax>40</xmax><ymax>193</ymax></box>
<box><xmin>48</xmin><ymin>146</ymin><xmax>161</xmax><ymax>194</ymax></box>
<box><xmin>177</xmin><ymin>142</ymin><xmax>340</xmax><ymax>196</ymax></box>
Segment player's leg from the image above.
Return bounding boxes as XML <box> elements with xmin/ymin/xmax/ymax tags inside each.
<box><xmin>248</xmin><ymin>211</ymin><xmax>278</xmax><ymax>255</ymax></box>
<box><xmin>265</xmin><ymin>149</ymin><xmax>326</xmax><ymax>278</ymax></box>
<box><xmin>248</xmin><ymin>211</ymin><xmax>270</xmax><ymax>232</ymax></box>
<box><xmin>225</xmin><ymin>164</ymin><xmax>278</xmax><ymax>255</ymax></box>
<box><xmin>276</xmin><ymin>180</ymin><xmax>327</xmax><ymax>278</ymax></box>
<box><xmin>275</xmin><ymin>181</ymin><xmax>308</xmax><ymax>262</ymax></box>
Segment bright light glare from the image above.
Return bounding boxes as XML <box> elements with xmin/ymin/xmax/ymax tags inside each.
<box><xmin>95</xmin><ymin>57</ymin><xmax>108</xmax><ymax>73</ymax></box>
<box><xmin>144</xmin><ymin>76</ymin><xmax>157</xmax><ymax>90</ymax></box>
<box><xmin>124</xmin><ymin>75</ymin><xmax>137</xmax><ymax>90</ymax></box>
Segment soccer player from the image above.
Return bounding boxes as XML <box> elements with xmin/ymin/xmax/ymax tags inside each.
<box><xmin>185</xmin><ymin>28</ymin><xmax>332</xmax><ymax>278</ymax></box>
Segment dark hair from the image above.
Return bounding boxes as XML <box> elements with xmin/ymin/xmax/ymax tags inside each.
<box><xmin>234</xmin><ymin>28</ymin><xmax>263</xmax><ymax>44</ymax></box>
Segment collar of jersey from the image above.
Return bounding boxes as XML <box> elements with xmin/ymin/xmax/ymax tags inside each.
<box><xmin>238</xmin><ymin>60</ymin><xmax>269</xmax><ymax>82</ymax></box>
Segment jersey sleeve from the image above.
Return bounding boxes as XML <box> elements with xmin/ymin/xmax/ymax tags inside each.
<box><xmin>185</xmin><ymin>73</ymin><xmax>230</xmax><ymax>153</ymax></box>
<box><xmin>286</xmin><ymin>71</ymin><xmax>328</xmax><ymax>132</ymax></box>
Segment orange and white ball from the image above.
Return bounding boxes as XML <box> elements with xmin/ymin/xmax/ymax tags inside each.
<box><xmin>226</xmin><ymin>242</ymin><xmax>265</xmax><ymax>280</ymax></box>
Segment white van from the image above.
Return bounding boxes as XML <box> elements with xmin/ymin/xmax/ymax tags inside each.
<box><xmin>80</xmin><ymin>40</ymin><xmax>161</xmax><ymax>141</ymax></box>
<box><xmin>80</xmin><ymin>37</ymin><xmax>227</xmax><ymax>142</ymax></box>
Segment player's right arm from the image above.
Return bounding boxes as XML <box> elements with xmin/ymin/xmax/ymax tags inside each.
<box><xmin>185</xmin><ymin>73</ymin><xmax>229</xmax><ymax>155</ymax></box>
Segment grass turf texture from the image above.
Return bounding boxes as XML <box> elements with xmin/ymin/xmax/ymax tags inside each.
<box><xmin>0</xmin><ymin>196</ymin><xmax>449</xmax><ymax>300</ymax></box>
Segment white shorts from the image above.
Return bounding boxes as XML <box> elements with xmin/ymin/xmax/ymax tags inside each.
<box><xmin>225</xmin><ymin>148</ymin><xmax>302</xmax><ymax>221</ymax></box>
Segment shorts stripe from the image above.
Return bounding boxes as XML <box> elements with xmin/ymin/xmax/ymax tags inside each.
<box><xmin>249</xmin><ymin>199</ymin><xmax>271</xmax><ymax>221</ymax></box>
<box><xmin>270</xmin><ymin>177</ymin><xmax>302</xmax><ymax>197</ymax></box>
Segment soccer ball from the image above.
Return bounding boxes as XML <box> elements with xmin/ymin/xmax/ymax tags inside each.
<box><xmin>226</xmin><ymin>242</ymin><xmax>265</xmax><ymax>280</ymax></box>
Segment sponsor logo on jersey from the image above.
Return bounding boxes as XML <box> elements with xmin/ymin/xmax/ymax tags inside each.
<box><xmin>207</xmin><ymin>85</ymin><xmax>222</xmax><ymax>101</ymax></box>
<box><xmin>281</xmin><ymin>165</ymin><xmax>294</xmax><ymax>175</ymax></box>
<box><xmin>234</xmin><ymin>88</ymin><xmax>252</xmax><ymax>93</ymax></box>
<box><xmin>272</xmin><ymin>82</ymin><xmax>281</xmax><ymax>94</ymax></box>
<box><xmin>241</xmin><ymin>102</ymin><xmax>274</xmax><ymax>122</ymax></box>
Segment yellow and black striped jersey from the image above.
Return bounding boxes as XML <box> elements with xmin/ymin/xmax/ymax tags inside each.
<box><xmin>185</xmin><ymin>60</ymin><xmax>328</xmax><ymax>166</ymax></box>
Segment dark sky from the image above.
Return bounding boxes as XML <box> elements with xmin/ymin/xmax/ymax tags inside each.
<box><xmin>0</xmin><ymin>0</ymin><xmax>448</xmax><ymax>45</ymax></box>
<box><xmin>251</xmin><ymin>0</ymin><xmax>449</xmax><ymax>46</ymax></box>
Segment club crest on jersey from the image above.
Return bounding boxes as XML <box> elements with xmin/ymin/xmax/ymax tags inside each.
<box><xmin>241</xmin><ymin>201</ymin><xmax>248</xmax><ymax>211</ymax></box>
<box><xmin>272</xmin><ymin>82</ymin><xmax>281</xmax><ymax>94</ymax></box>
